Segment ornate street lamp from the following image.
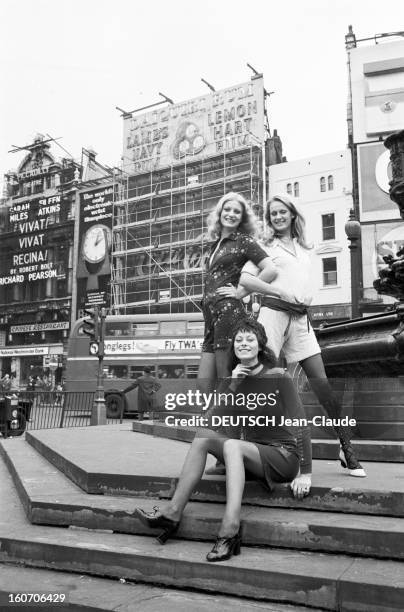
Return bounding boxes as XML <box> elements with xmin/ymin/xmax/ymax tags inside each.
<box><xmin>345</xmin><ymin>209</ymin><xmax>362</xmax><ymax>318</ymax></box>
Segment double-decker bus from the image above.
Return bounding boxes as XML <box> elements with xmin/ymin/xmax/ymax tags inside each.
<box><xmin>65</xmin><ymin>313</ymin><xmax>204</xmax><ymax>417</ymax></box>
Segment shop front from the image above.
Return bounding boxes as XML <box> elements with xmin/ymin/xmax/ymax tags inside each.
<box><xmin>0</xmin><ymin>344</ymin><xmax>64</xmax><ymax>390</ymax></box>
<box><xmin>310</xmin><ymin>303</ymin><xmax>352</xmax><ymax>329</ymax></box>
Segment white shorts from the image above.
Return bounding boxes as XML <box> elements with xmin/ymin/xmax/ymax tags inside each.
<box><xmin>258</xmin><ymin>306</ymin><xmax>321</xmax><ymax>364</ymax></box>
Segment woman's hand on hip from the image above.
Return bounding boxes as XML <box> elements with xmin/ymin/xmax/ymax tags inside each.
<box><xmin>216</xmin><ymin>284</ymin><xmax>238</xmax><ymax>298</ymax></box>
<box><xmin>290</xmin><ymin>473</ymin><xmax>311</xmax><ymax>499</ymax></box>
<box><xmin>277</xmin><ymin>289</ymin><xmax>298</xmax><ymax>303</ymax></box>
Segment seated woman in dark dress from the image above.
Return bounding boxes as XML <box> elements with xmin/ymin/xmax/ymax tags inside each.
<box><xmin>134</xmin><ymin>319</ymin><xmax>312</xmax><ymax>562</ymax></box>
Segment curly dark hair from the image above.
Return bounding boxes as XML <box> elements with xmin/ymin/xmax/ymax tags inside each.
<box><xmin>231</xmin><ymin>317</ymin><xmax>277</xmax><ymax>368</ymax></box>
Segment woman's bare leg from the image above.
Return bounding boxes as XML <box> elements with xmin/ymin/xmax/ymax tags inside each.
<box><xmin>215</xmin><ymin>348</ymin><xmax>232</xmax><ymax>379</ymax></box>
<box><xmin>161</xmin><ymin>430</ymin><xmax>226</xmax><ymax>521</ymax></box>
<box><xmin>219</xmin><ymin>439</ymin><xmax>264</xmax><ymax>536</ymax></box>
<box><xmin>198</xmin><ymin>352</ymin><xmax>216</xmax><ymax>395</ymax></box>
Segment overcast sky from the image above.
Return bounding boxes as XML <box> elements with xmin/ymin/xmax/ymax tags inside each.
<box><xmin>1</xmin><ymin>0</ymin><xmax>404</xmax><ymax>178</ymax></box>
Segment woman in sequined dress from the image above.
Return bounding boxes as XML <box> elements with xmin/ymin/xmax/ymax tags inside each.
<box><xmin>198</xmin><ymin>192</ymin><xmax>277</xmax><ymax>381</ymax></box>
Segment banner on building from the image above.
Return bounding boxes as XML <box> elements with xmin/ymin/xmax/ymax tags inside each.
<box><xmin>123</xmin><ymin>77</ymin><xmax>265</xmax><ymax>175</ymax></box>
<box><xmin>0</xmin><ymin>195</ymin><xmax>68</xmax><ymax>287</ymax></box>
<box><xmin>76</xmin><ymin>185</ymin><xmax>114</xmax><ymax>315</ymax></box>
<box><xmin>357</xmin><ymin>142</ymin><xmax>400</xmax><ymax>222</ymax></box>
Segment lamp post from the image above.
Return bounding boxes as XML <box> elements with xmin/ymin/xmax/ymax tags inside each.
<box><xmin>345</xmin><ymin>208</ymin><xmax>361</xmax><ymax>318</ymax></box>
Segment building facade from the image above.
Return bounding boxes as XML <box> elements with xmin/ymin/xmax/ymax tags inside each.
<box><xmin>111</xmin><ymin>76</ymin><xmax>283</xmax><ymax>314</ymax></box>
<box><xmin>268</xmin><ymin>150</ymin><xmax>353</xmax><ymax>326</ymax></box>
<box><xmin>0</xmin><ymin>135</ymin><xmax>79</xmax><ymax>388</ymax></box>
<box><xmin>345</xmin><ymin>27</ymin><xmax>404</xmax><ymax>313</ymax></box>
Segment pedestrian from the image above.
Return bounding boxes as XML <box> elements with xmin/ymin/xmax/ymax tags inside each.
<box><xmin>198</xmin><ymin>192</ymin><xmax>277</xmax><ymax>382</ymax></box>
<box><xmin>134</xmin><ymin>319</ymin><xmax>311</xmax><ymax>561</ymax></box>
<box><xmin>124</xmin><ymin>367</ymin><xmax>161</xmax><ymax>420</ymax></box>
<box><xmin>27</xmin><ymin>375</ymin><xmax>36</xmax><ymax>391</ymax></box>
<box><xmin>219</xmin><ymin>193</ymin><xmax>365</xmax><ymax>477</ymax></box>
<box><xmin>1</xmin><ymin>374</ymin><xmax>12</xmax><ymax>393</ymax></box>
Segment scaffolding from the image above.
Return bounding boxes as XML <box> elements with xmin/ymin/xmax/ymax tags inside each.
<box><xmin>111</xmin><ymin>142</ymin><xmax>266</xmax><ymax>315</ymax></box>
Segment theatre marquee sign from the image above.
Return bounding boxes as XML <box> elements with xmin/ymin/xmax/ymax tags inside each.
<box><xmin>123</xmin><ymin>77</ymin><xmax>265</xmax><ymax>175</ymax></box>
<box><xmin>0</xmin><ymin>195</ymin><xmax>64</xmax><ymax>286</ymax></box>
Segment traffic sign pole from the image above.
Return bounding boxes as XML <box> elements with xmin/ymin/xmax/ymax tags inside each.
<box><xmin>90</xmin><ymin>307</ymin><xmax>107</xmax><ymax>426</ymax></box>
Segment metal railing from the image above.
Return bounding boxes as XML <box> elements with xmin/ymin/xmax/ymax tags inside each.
<box><xmin>15</xmin><ymin>391</ymin><xmax>123</xmax><ymax>430</ymax></box>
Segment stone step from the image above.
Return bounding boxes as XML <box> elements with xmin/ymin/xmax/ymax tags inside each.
<box><xmin>1</xmin><ymin>429</ymin><xmax>404</xmax><ymax>612</ymax></box>
<box><xmin>303</xmin><ymin>403</ymin><xmax>404</xmax><ymax>422</ymax></box>
<box><xmin>310</xmin><ymin>422</ymin><xmax>404</xmax><ymax>441</ymax></box>
<box><xmin>301</xmin><ymin>390</ymin><xmax>404</xmax><ymax>406</ymax></box>
<box><xmin>131</xmin><ymin>420</ymin><xmax>404</xmax><ymax>462</ymax></box>
<box><xmin>0</xmin><ymin>564</ymin><xmax>313</xmax><ymax>612</ymax></box>
<box><xmin>1</xmin><ymin>457</ymin><xmax>348</xmax><ymax>612</ymax></box>
<box><xmin>161</xmin><ymin>411</ymin><xmax>404</xmax><ymax>440</ymax></box>
<box><xmin>18</xmin><ymin>427</ymin><xmax>404</xmax><ymax>517</ymax></box>
<box><xmin>1</xmin><ymin>504</ymin><xmax>403</xmax><ymax>611</ymax></box>
<box><xmin>6</xmin><ymin>528</ymin><xmax>401</xmax><ymax>612</ymax></box>
<box><xmin>2</xmin><ymin>437</ymin><xmax>404</xmax><ymax>560</ymax></box>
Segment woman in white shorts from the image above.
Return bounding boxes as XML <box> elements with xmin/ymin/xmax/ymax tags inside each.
<box><xmin>218</xmin><ymin>193</ymin><xmax>366</xmax><ymax>477</ymax></box>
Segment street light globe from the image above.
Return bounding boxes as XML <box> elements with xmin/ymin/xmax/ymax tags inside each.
<box><xmin>345</xmin><ymin>209</ymin><xmax>361</xmax><ymax>240</ymax></box>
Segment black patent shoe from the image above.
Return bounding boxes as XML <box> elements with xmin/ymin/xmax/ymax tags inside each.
<box><xmin>134</xmin><ymin>506</ymin><xmax>179</xmax><ymax>544</ymax></box>
<box><xmin>339</xmin><ymin>446</ymin><xmax>366</xmax><ymax>478</ymax></box>
<box><xmin>206</xmin><ymin>529</ymin><xmax>242</xmax><ymax>562</ymax></box>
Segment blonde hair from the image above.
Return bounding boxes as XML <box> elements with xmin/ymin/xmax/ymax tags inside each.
<box><xmin>206</xmin><ymin>192</ymin><xmax>259</xmax><ymax>241</ymax></box>
<box><xmin>264</xmin><ymin>193</ymin><xmax>312</xmax><ymax>249</ymax></box>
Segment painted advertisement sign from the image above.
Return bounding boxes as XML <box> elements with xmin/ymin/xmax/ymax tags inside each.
<box><xmin>132</xmin><ymin>245</ymin><xmax>209</xmax><ymax>278</ymax></box>
<box><xmin>357</xmin><ymin>142</ymin><xmax>400</xmax><ymax>222</ymax></box>
<box><xmin>123</xmin><ymin>77</ymin><xmax>265</xmax><ymax>175</ymax></box>
<box><xmin>0</xmin><ymin>194</ymin><xmax>66</xmax><ymax>287</ymax></box>
<box><xmin>104</xmin><ymin>337</ymin><xmax>203</xmax><ymax>355</ymax></box>
<box><xmin>76</xmin><ymin>185</ymin><xmax>114</xmax><ymax>314</ymax></box>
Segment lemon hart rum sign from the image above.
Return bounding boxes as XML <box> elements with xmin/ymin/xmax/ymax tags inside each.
<box><xmin>76</xmin><ymin>185</ymin><xmax>114</xmax><ymax>314</ymax></box>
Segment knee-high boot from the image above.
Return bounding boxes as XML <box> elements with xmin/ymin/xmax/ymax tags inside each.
<box><xmin>320</xmin><ymin>394</ymin><xmax>366</xmax><ymax>477</ymax></box>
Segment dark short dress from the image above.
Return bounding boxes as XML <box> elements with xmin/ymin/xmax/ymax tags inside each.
<box><xmin>202</xmin><ymin>231</ymin><xmax>268</xmax><ymax>352</ymax></box>
<box><xmin>207</xmin><ymin>367</ymin><xmax>312</xmax><ymax>490</ymax></box>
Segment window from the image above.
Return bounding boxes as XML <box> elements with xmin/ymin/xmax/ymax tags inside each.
<box><xmin>187</xmin><ymin>320</ymin><xmax>204</xmax><ymax>334</ymax></box>
<box><xmin>105</xmin><ymin>322</ymin><xmax>131</xmax><ymax>336</ymax></box>
<box><xmin>132</xmin><ymin>322</ymin><xmax>159</xmax><ymax>336</ymax></box>
<box><xmin>286</xmin><ymin>183</ymin><xmax>292</xmax><ymax>195</ymax></box>
<box><xmin>322</xmin><ymin>257</ymin><xmax>337</xmax><ymax>286</ymax></box>
<box><xmin>294</xmin><ymin>182</ymin><xmax>299</xmax><ymax>197</ymax></box>
<box><xmin>322</xmin><ymin>213</ymin><xmax>335</xmax><ymax>241</ymax></box>
<box><xmin>320</xmin><ymin>177</ymin><xmax>326</xmax><ymax>192</ymax></box>
<box><xmin>328</xmin><ymin>175</ymin><xmax>334</xmax><ymax>190</ymax></box>
<box><xmin>160</xmin><ymin>320</ymin><xmax>186</xmax><ymax>335</ymax></box>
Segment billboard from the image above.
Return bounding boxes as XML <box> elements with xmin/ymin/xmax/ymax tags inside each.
<box><xmin>0</xmin><ymin>195</ymin><xmax>67</xmax><ymax>287</ymax></box>
<box><xmin>349</xmin><ymin>40</ymin><xmax>404</xmax><ymax>142</ymax></box>
<box><xmin>123</xmin><ymin>77</ymin><xmax>265</xmax><ymax>175</ymax></box>
<box><xmin>76</xmin><ymin>185</ymin><xmax>114</xmax><ymax>314</ymax></box>
<box><xmin>357</xmin><ymin>141</ymin><xmax>400</xmax><ymax>222</ymax></box>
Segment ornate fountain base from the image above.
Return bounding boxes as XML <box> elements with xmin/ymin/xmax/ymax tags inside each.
<box><xmin>317</xmin><ymin>303</ymin><xmax>404</xmax><ymax>377</ymax></box>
